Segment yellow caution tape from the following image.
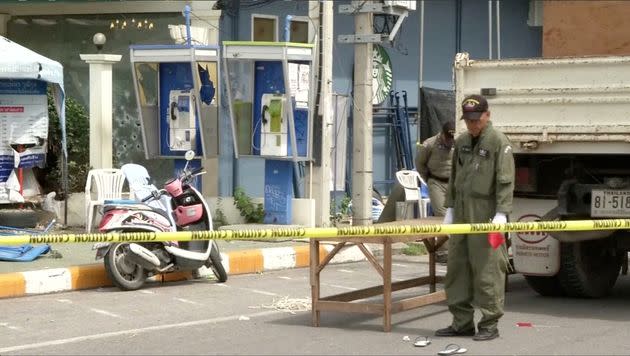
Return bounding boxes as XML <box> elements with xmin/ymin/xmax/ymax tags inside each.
<box><xmin>0</xmin><ymin>219</ymin><xmax>629</xmax><ymax>246</ymax></box>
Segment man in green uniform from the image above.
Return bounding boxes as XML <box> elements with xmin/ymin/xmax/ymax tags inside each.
<box><xmin>435</xmin><ymin>94</ymin><xmax>514</xmax><ymax>341</ymax></box>
<box><xmin>416</xmin><ymin>121</ymin><xmax>455</xmax><ymax>262</ymax></box>
<box><xmin>416</xmin><ymin>121</ymin><xmax>455</xmax><ymax>217</ymax></box>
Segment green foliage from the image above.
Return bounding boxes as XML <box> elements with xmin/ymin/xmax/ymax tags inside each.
<box><xmin>330</xmin><ymin>194</ymin><xmax>352</xmax><ymax>225</ymax></box>
<box><xmin>212</xmin><ymin>197</ymin><xmax>228</xmax><ymax>228</ymax></box>
<box><xmin>339</xmin><ymin>194</ymin><xmax>352</xmax><ymax>215</ymax></box>
<box><xmin>402</xmin><ymin>243</ymin><xmax>427</xmax><ymax>256</ymax></box>
<box><xmin>233</xmin><ymin>187</ymin><xmax>265</xmax><ymax>223</ymax></box>
<box><xmin>45</xmin><ymin>90</ymin><xmax>90</xmax><ymax>195</ymax></box>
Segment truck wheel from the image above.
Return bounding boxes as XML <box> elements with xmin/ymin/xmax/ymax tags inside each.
<box><xmin>524</xmin><ymin>275</ymin><xmax>565</xmax><ymax>297</ymax></box>
<box><xmin>557</xmin><ymin>238</ymin><xmax>622</xmax><ymax>298</ymax></box>
<box><xmin>0</xmin><ymin>209</ymin><xmax>41</xmax><ymax>228</ymax></box>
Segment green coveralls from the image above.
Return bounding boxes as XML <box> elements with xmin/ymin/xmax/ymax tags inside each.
<box><xmin>376</xmin><ymin>133</ymin><xmax>452</xmax><ymax>224</ymax></box>
<box><xmin>415</xmin><ymin>133</ymin><xmax>453</xmax><ymax>217</ymax></box>
<box><xmin>444</xmin><ymin>121</ymin><xmax>515</xmax><ymax>332</ymax></box>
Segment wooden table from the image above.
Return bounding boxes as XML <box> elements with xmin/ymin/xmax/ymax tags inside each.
<box><xmin>309</xmin><ymin>218</ymin><xmax>448</xmax><ymax>332</ymax></box>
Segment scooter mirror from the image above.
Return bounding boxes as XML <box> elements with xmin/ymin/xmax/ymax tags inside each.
<box><xmin>184</xmin><ymin>150</ymin><xmax>195</xmax><ymax>161</ymax></box>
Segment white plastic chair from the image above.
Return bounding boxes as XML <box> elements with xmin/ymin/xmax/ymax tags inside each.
<box><xmin>84</xmin><ymin>168</ymin><xmax>126</xmax><ymax>232</ymax></box>
<box><xmin>121</xmin><ymin>163</ymin><xmax>152</xmax><ymax>201</ymax></box>
<box><xmin>395</xmin><ymin>170</ymin><xmax>430</xmax><ymax>219</ymax></box>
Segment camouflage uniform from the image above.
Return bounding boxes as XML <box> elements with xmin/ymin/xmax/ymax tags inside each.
<box><xmin>444</xmin><ymin>121</ymin><xmax>515</xmax><ymax>333</ymax></box>
<box><xmin>416</xmin><ymin>133</ymin><xmax>453</xmax><ymax>216</ymax></box>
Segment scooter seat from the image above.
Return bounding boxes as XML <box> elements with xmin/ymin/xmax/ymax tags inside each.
<box><xmin>102</xmin><ymin>202</ymin><xmax>172</xmax><ymax>221</ymax></box>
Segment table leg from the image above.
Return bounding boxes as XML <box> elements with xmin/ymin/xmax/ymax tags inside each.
<box><xmin>383</xmin><ymin>240</ymin><xmax>392</xmax><ymax>332</ymax></box>
<box><xmin>310</xmin><ymin>238</ymin><xmax>320</xmax><ymax>327</ymax></box>
<box><xmin>429</xmin><ymin>237</ymin><xmax>436</xmax><ymax>293</ymax></box>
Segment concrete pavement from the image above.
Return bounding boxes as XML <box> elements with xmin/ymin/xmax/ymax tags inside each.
<box><xmin>0</xmin><ymin>224</ymin><xmax>410</xmax><ymax>299</ymax></box>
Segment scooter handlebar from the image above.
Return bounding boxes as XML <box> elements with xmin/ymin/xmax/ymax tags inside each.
<box><xmin>189</xmin><ymin>166</ymin><xmax>205</xmax><ymax>176</ymax></box>
<box><xmin>141</xmin><ymin>189</ymin><xmax>166</xmax><ymax>203</ymax></box>
<box><xmin>181</xmin><ymin>167</ymin><xmax>206</xmax><ymax>184</ymax></box>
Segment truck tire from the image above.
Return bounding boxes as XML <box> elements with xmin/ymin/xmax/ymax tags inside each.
<box><xmin>0</xmin><ymin>209</ymin><xmax>41</xmax><ymax>228</ymax></box>
<box><xmin>524</xmin><ymin>275</ymin><xmax>565</xmax><ymax>297</ymax></box>
<box><xmin>557</xmin><ymin>238</ymin><xmax>622</xmax><ymax>298</ymax></box>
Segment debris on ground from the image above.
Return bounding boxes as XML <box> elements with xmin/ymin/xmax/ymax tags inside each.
<box><xmin>249</xmin><ymin>296</ymin><xmax>311</xmax><ymax>314</ymax></box>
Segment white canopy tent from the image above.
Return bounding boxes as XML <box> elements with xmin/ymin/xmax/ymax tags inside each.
<box><xmin>0</xmin><ymin>36</ymin><xmax>68</xmax><ymax>224</ymax></box>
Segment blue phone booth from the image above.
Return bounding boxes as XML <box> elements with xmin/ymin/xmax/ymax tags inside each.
<box><xmin>129</xmin><ymin>44</ymin><xmax>220</xmax><ymax>189</ymax></box>
<box><xmin>223</xmin><ymin>42</ymin><xmax>315</xmax><ymax>224</ymax></box>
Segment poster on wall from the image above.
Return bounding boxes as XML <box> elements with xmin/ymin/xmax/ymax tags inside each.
<box><xmin>0</xmin><ymin>80</ymin><xmax>48</xmax><ymax>185</ymax></box>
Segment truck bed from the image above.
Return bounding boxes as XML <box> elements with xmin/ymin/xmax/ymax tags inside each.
<box><xmin>454</xmin><ymin>53</ymin><xmax>630</xmax><ymax>155</ymax></box>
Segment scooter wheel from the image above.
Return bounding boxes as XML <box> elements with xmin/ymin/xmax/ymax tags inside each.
<box><xmin>208</xmin><ymin>240</ymin><xmax>228</xmax><ymax>283</ymax></box>
<box><xmin>104</xmin><ymin>243</ymin><xmax>148</xmax><ymax>291</ymax></box>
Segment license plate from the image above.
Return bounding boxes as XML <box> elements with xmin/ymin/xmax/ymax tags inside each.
<box><xmin>591</xmin><ymin>190</ymin><xmax>630</xmax><ymax>217</ymax></box>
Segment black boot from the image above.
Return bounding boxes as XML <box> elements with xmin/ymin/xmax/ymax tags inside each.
<box><xmin>473</xmin><ymin>328</ymin><xmax>499</xmax><ymax>341</ymax></box>
<box><xmin>435</xmin><ymin>326</ymin><xmax>475</xmax><ymax>337</ymax></box>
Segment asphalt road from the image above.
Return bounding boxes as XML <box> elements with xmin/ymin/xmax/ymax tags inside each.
<box><xmin>2</xmin><ymin>255</ymin><xmax>630</xmax><ymax>355</ymax></box>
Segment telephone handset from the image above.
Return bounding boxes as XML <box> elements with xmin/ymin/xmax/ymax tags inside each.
<box><xmin>170</xmin><ymin>101</ymin><xmax>178</xmax><ymax>121</ymax></box>
<box><xmin>261</xmin><ymin>105</ymin><xmax>269</xmax><ymax>125</ymax></box>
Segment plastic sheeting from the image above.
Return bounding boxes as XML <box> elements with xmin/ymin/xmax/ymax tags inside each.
<box><xmin>419</xmin><ymin>87</ymin><xmax>455</xmax><ymax>143</ymax></box>
<box><xmin>0</xmin><ymin>35</ymin><xmax>67</xmax><ymax>163</ymax></box>
<box><xmin>0</xmin><ymin>36</ymin><xmax>68</xmax><ymax>209</ymax></box>
<box><xmin>0</xmin><ymin>244</ymin><xmax>50</xmax><ymax>262</ymax></box>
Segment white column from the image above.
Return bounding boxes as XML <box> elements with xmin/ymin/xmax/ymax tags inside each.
<box><xmin>189</xmin><ymin>7</ymin><xmax>221</xmax><ymax>45</ymax></box>
<box><xmin>79</xmin><ymin>54</ymin><xmax>122</xmax><ymax>169</ymax></box>
<box><xmin>0</xmin><ymin>14</ymin><xmax>11</xmax><ymax>36</ymax></box>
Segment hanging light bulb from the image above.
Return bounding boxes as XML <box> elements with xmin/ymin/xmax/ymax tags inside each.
<box><xmin>144</xmin><ymin>19</ymin><xmax>148</xmax><ymax>24</ymax></box>
<box><xmin>122</xmin><ymin>20</ymin><xmax>127</xmax><ymax>27</ymax></box>
<box><xmin>137</xmin><ymin>22</ymin><xmax>142</xmax><ymax>29</ymax></box>
<box><xmin>148</xmin><ymin>23</ymin><xmax>154</xmax><ymax>29</ymax></box>
<box><xmin>110</xmin><ymin>22</ymin><xmax>115</xmax><ymax>29</ymax></box>
<box><xmin>131</xmin><ymin>18</ymin><xmax>135</xmax><ymax>23</ymax></box>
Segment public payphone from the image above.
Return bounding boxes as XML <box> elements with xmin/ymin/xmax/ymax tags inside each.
<box><xmin>167</xmin><ymin>89</ymin><xmax>196</xmax><ymax>151</ymax></box>
<box><xmin>259</xmin><ymin>93</ymin><xmax>287</xmax><ymax>156</ymax></box>
<box><xmin>223</xmin><ymin>42</ymin><xmax>315</xmax><ymax>224</ymax></box>
<box><xmin>129</xmin><ymin>45</ymin><xmax>220</xmax><ymax>160</ymax></box>
<box><xmin>223</xmin><ymin>41</ymin><xmax>314</xmax><ymax>161</ymax></box>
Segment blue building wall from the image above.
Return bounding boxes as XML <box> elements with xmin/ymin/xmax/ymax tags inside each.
<box><xmin>219</xmin><ymin>0</ymin><xmax>542</xmax><ymax>197</ymax></box>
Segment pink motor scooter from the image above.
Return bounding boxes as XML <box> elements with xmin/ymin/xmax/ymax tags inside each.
<box><xmin>93</xmin><ymin>150</ymin><xmax>227</xmax><ymax>291</ymax></box>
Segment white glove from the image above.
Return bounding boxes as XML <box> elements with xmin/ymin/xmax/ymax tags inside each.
<box><xmin>443</xmin><ymin>208</ymin><xmax>454</xmax><ymax>225</ymax></box>
<box><xmin>492</xmin><ymin>212</ymin><xmax>507</xmax><ymax>224</ymax></box>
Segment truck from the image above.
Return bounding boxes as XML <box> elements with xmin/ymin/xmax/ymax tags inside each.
<box><xmin>454</xmin><ymin>52</ymin><xmax>630</xmax><ymax>298</ymax></box>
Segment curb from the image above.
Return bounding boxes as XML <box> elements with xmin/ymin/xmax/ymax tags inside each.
<box><xmin>0</xmin><ymin>243</ymin><xmax>369</xmax><ymax>299</ymax></box>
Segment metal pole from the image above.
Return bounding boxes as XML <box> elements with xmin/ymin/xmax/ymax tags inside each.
<box><xmin>318</xmin><ymin>0</ymin><xmax>333</xmax><ymax>225</ymax></box>
<box><xmin>417</xmin><ymin>0</ymin><xmax>424</xmax><ymax>142</ymax></box>
<box><xmin>332</xmin><ymin>94</ymin><xmax>338</xmax><ymax>215</ymax></box>
<box><xmin>488</xmin><ymin>0</ymin><xmax>493</xmax><ymax>59</ymax></box>
<box><xmin>351</xmin><ymin>0</ymin><xmax>373</xmax><ymax>226</ymax></box>
<box><xmin>184</xmin><ymin>5</ymin><xmax>192</xmax><ymax>46</ymax></box>
<box><xmin>496</xmin><ymin>0</ymin><xmax>501</xmax><ymax>59</ymax></box>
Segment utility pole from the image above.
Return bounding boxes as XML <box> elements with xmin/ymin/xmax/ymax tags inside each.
<box><xmin>308</xmin><ymin>1</ymin><xmax>333</xmax><ymax>227</ymax></box>
<box><xmin>351</xmin><ymin>0</ymin><xmax>373</xmax><ymax>226</ymax></box>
